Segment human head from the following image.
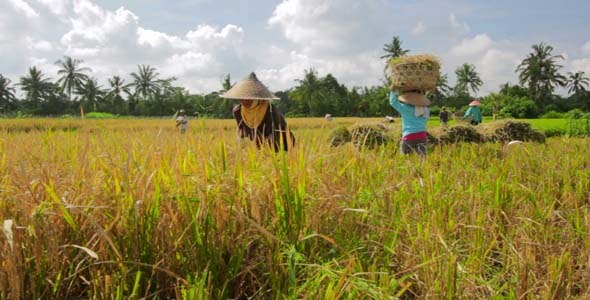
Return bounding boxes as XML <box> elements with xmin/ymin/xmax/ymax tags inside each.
<box><xmin>239</xmin><ymin>99</ymin><xmax>254</xmax><ymax>108</ymax></box>
<box><xmin>442</xmin><ymin>106</ymin><xmax>447</xmax><ymax>111</ymax></box>
<box><xmin>179</xmin><ymin>109</ymin><xmax>185</xmax><ymax>115</ymax></box>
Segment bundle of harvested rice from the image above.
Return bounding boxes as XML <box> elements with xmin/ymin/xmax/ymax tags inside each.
<box><xmin>389</xmin><ymin>54</ymin><xmax>440</xmax><ymax>93</ymax></box>
<box><xmin>439</xmin><ymin>126</ymin><xmax>485</xmax><ymax>144</ymax></box>
<box><xmin>350</xmin><ymin>123</ymin><xmax>391</xmax><ymax>149</ymax></box>
<box><xmin>329</xmin><ymin>126</ymin><xmax>351</xmax><ymax>147</ymax></box>
<box><xmin>427</xmin><ymin>132</ymin><xmax>440</xmax><ymax>145</ymax></box>
<box><xmin>489</xmin><ymin>121</ymin><xmax>546</xmax><ymax>143</ymax></box>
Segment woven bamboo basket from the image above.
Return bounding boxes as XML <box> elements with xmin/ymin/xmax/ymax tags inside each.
<box><xmin>390</xmin><ymin>55</ymin><xmax>440</xmax><ymax>93</ymax></box>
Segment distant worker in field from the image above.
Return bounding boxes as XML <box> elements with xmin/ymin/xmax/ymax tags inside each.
<box><xmin>439</xmin><ymin>106</ymin><xmax>449</xmax><ymax>127</ymax></box>
<box><xmin>221</xmin><ymin>72</ymin><xmax>295</xmax><ymax>152</ymax></box>
<box><xmin>175</xmin><ymin>109</ymin><xmax>188</xmax><ymax>134</ymax></box>
<box><xmin>389</xmin><ymin>82</ymin><xmax>430</xmax><ymax>156</ymax></box>
<box><xmin>464</xmin><ymin>100</ymin><xmax>482</xmax><ymax>125</ymax></box>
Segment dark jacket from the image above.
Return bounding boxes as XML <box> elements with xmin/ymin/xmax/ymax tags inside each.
<box><xmin>439</xmin><ymin>110</ymin><xmax>449</xmax><ymax>122</ymax></box>
<box><xmin>232</xmin><ymin>104</ymin><xmax>295</xmax><ymax>152</ymax></box>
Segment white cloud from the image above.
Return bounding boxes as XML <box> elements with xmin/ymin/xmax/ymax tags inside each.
<box><xmin>7</xmin><ymin>0</ymin><xmax>39</xmax><ymax>18</ymax></box>
<box><xmin>36</xmin><ymin>0</ymin><xmax>69</xmax><ymax>15</ymax></box>
<box><xmin>412</xmin><ymin>21</ymin><xmax>426</xmax><ymax>36</ymax></box>
<box><xmin>257</xmin><ymin>48</ymin><xmax>383</xmax><ymax>90</ymax></box>
<box><xmin>570</xmin><ymin>58</ymin><xmax>590</xmax><ymax>74</ymax></box>
<box><xmin>268</xmin><ymin>0</ymin><xmax>390</xmax><ymax>55</ymax></box>
<box><xmin>451</xmin><ymin>34</ymin><xmax>493</xmax><ymax>56</ymax></box>
<box><xmin>185</xmin><ymin>24</ymin><xmax>244</xmax><ymax>52</ymax></box>
<box><xmin>26</xmin><ymin>37</ymin><xmax>54</xmax><ymax>51</ymax></box>
<box><xmin>449</xmin><ymin>13</ymin><xmax>470</xmax><ymax>33</ymax></box>
<box><xmin>477</xmin><ymin>48</ymin><xmax>520</xmax><ymax>92</ymax></box>
<box><xmin>582</xmin><ymin>41</ymin><xmax>590</xmax><ymax>53</ymax></box>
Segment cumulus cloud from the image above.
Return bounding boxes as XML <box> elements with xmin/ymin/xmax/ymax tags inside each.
<box><xmin>37</xmin><ymin>0</ymin><xmax>69</xmax><ymax>15</ymax></box>
<box><xmin>262</xmin><ymin>0</ymin><xmax>392</xmax><ymax>89</ymax></box>
<box><xmin>26</xmin><ymin>38</ymin><xmax>54</xmax><ymax>52</ymax></box>
<box><xmin>268</xmin><ymin>0</ymin><xmax>391</xmax><ymax>55</ymax></box>
<box><xmin>7</xmin><ymin>0</ymin><xmax>39</xmax><ymax>18</ymax></box>
<box><xmin>449</xmin><ymin>13</ymin><xmax>470</xmax><ymax>34</ymax></box>
<box><xmin>451</xmin><ymin>34</ymin><xmax>493</xmax><ymax>56</ymax></box>
<box><xmin>442</xmin><ymin>33</ymin><xmax>528</xmax><ymax>94</ymax></box>
<box><xmin>257</xmin><ymin>48</ymin><xmax>383</xmax><ymax>91</ymax></box>
<box><xmin>570</xmin><ymin>58</ymin><xmax>590</xmax><ymax>74</ymax></box>
<box><xmin>0</xmin><ymin>0</ymin><xmax>251</xmax><ymax>93</ymax></box>
<box><xmin>412</xmin><ymin>22</ymin><xmax>426</xmax><ymax>36</ymax></box>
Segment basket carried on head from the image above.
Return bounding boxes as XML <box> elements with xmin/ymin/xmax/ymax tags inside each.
<box><xmin>389</xmin><ymin>54</ymin><xmax>440</xmax><ymax>93</ymax></box>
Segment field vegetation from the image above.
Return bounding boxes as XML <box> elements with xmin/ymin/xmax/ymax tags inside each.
<box><xmin>1</xmin><ymin>118</ymin><xmax>589</xmax><ymax>299</ymax></box>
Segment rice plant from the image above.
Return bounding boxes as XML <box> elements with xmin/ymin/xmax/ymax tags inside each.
<box><xmin>0</xmin><ymin>118</ymin><xmax>589</xmax><ymax>299</ymax></box>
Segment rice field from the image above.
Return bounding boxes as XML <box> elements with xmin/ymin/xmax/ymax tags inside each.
<box><xmin>1</xmin><ymin>118</ymin><xmax>589</xmax><ymax>299</ymax></box>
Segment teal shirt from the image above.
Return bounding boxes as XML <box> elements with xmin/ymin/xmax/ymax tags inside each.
<box><xmin>389</xmin><ymin>92</ymin><xmax>429</xmax><ymax>137</ymax></box>
<box><xmin>464</xmin><ymin>106</ymin><xmax>482</xmax><ymax>122</ymax></box>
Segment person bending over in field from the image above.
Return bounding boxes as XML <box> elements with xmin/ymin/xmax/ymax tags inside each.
<box><xmin>221</xmin><ymin>72</ymin><xmax>295</xmax><ymax>152</ymax></box>
<box><xmin>389</xmin><ymin>82</ymin><xmax>430</xmax><ymax>156</ymax></box>
<box><xmin>464</xmin><ymin>100</ymin><xmax>482</xmax><ymax>125</ymax></box>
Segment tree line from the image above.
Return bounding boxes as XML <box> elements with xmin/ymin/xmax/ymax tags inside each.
<box><xmin>0</xmin><ymin>39</ymin><xmax>588</xmax><ymax>118</ymax></box>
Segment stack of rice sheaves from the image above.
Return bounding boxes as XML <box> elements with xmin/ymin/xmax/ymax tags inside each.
<box><xmin>389</xmin><ymin>54</ymin><xmax>440</xmax><ymax>93</ymax></box>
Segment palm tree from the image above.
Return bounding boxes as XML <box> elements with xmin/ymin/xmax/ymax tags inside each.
<box><xmin>129</xmin><ymin>65</ymin><xmax>165</xmax><ymax>100</ymax></box>
<box><xmin>19</xmin><ymin>67</ymin><xmax>52</xmax><ymax>104</ymax></box>
<box><xmin>566</xmin><ymin>71</ymin><xmax>589</xmax><ymax>96</ymax></box>
<box><xmin>516</xmin><ymin>42</ymin><xmax>566</xmax><ymax>103</ymax></box>
<box><xmin>428</xmin><ymin>73</ymin><xmax>451</xmax><ymax>106</ymax></box>
<box><xmin>55</xmin><ymin>56</ymin><xmax>91</xmax><ymax>101</ymax></box>
<box><xmin>291</xmin><ymin>68</ymin><xmax>323</xmax><ymax>116</ymax></box>
<box><xmin>0</xmin><ymin>74</ymin><xmax>18</xmax><ymax>111</ymax></box>
<box><xmin>106</xmin><ymin>76</ymin><xmax>127</xmax><ymax>98</ymax></box>
<box><xmin>380</xmin><ymin>36</ymin><xmax>410</xmax><ymax>61</ymax></box>
<box><xmin>106</xmin><ymin>76</ymin><xmax>128</xmax><ymax>114</ymax></box>
<box><xmin>380</xmin><ymin>36</ymin><xmax>410</xmax><ymax>76</ymax></box>
<box><xmin>454</xmin><ymin>63</ymin><xmax>483</xmax><ymax>96</ymax></box>
<box><xmin>76</xmin><ymin>78</ymin><xmax>104</xmax><ymax>111</ymax></box>
<box><xmin>221</xmin><ymin>73</ymin><xmax>234</xmax><ymax>92</ymax></box>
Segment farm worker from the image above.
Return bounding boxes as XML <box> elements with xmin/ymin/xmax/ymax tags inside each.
<box><xmin>175</xmin><ymin>109</ymin><xmax>188</xmax><ymax>134</ymax></box>
<box><xmin>389</xmin><ymin>83</ymin><xmax>430</xmax><ymax>156</ymax></box>
<box><xmin>439</xmin><ymin>106</ymin><xmax>449</xmax><ymax>127</ymax></box>
<box><xmin>464</xmin><ymin>100</ymin><xmax>482</xmax><ymax>125</ymax></box>
<box><xmin>221</xmin><ymin>72</ymin><xmax>295</xmax><ymax>152</ymax></box>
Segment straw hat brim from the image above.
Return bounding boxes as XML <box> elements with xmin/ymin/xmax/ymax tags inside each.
<box><xmin>220</xmin><ymin>73</ymin><xmax>279</xmax><ymax>100</ymax></box>
<box><xmin>398</xmin><ymin>92</ymin><xmax>431</xmax><ymax>106</ymax></box>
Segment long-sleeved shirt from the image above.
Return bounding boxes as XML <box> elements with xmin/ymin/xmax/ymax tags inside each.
<box><xmin>389</xmin><ymin>92</ymin><xmax>429</xmax><ymax>137</ymax></box>
<box><xmin>233</xmin><ymin>104</ymin><xmax>295</xmax><ymax>152</ymax></box>
<box><xmin>464</xmin><ymin>106</ymin><xmax>482</xmax><ymax>122</ymax></box>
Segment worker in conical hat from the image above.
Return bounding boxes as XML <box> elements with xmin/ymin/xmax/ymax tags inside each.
<box><xmin>464</xmin><ymin>99</ymin><xmax>482</xmax><ymax>125</ymax></box>
<box><xmin>221</xmin><ymin>72</ymin><xmax>295</xmax><ymax>152</ymax></box>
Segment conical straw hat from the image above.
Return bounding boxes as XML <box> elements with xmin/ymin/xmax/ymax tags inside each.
<box><xmin>220</xmin><ymin>72</ymin><xmax>279</xmax><ymax>100</ymax></box>
<box><xmin>469</xmin><ymin>100</ymin><xmax>481</xmax><ymax>106</ymax></box>
<box><xmin>398</xmin><ymin>92</ymin><xmax>431</xmax><ymax>106</ymax></box>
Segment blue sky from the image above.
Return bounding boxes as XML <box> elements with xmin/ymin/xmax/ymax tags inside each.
<box><xmin>1</xmin><ymin>0</ymin><xmax>589</xmax><ymax>95</ymax></box>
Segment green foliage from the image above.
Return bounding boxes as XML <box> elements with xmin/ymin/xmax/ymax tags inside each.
<box><xmin>565</xmin><ymin>110</ymin><xmax>590</xmax><ymax>136</ymax></box>
<box><xmin>540</xmin><ymin>110</ymin><xmax>564</xmax><ymax>119</ymax></box>
<box><xmin>84</xmin><ymin>112</ymin><xmax>117</xmax><ymax>119</ymax></box>
<box><xmin>516</xmin><ymin>42</ymin><xmax>566</xmax><ymax>104</ymax></box>
<box><xmin>499</xmin><ymin>96</ymin><xmax>539</xmax><ymax>118</ymax></box>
